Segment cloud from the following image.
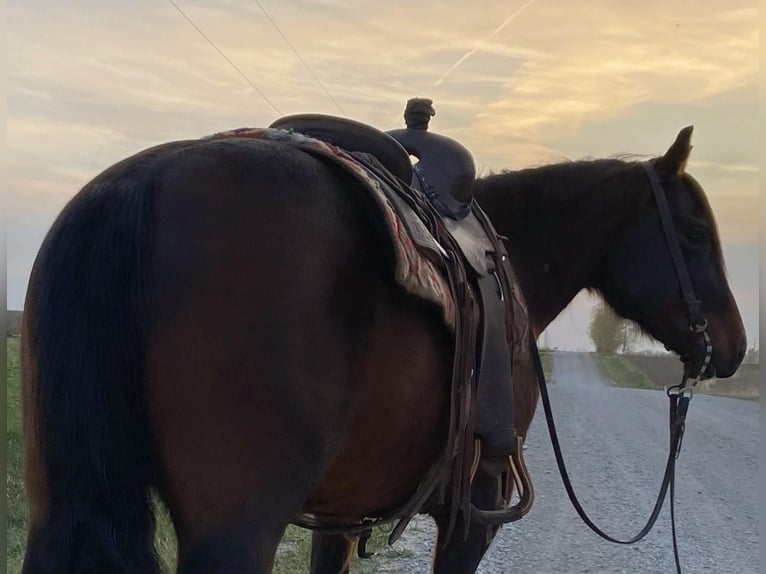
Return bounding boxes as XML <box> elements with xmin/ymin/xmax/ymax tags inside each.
<box><xmin>691</xmin><ymin>160</ymin><xmax>759</xmax><ymax>175</ymax></box>
<box><xmin>433</xmin><ymin>0</ymin><xmax>539</xmax><ymax>87</ymax></box>
<box><xmin>7</xmin><ymin>0</ymin><xmax>760</xmax><ymax>333</ymax></box>
<box><xmin>461</xmin><ymin>2</ymin><xmax>758</xmax><ymax>151</ymax></box>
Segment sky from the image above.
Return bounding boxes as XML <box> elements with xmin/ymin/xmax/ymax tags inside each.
<box><xmin>7</xmin><ymin>0</ymin><xmax>759</xmax><ymax>352</ymax></box>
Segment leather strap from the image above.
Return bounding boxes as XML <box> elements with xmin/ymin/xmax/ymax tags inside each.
<box><xmin>413</xmin><ymin>163</ymin><xmax>471</xmax><ymax>220</ymax></box>
<box><xmin>474</xmin><ymin>268</ymin><xmax>517</xmax><ymax>457</ymax></box>
<box><xmin>530</xmin><ymin>340</ymin><xmax>688</xmax><ymax>573</ymax></box>
<box><xmin>643</xmin><ymin>163</ymin><xmax>707</xmax><ymax>331</ymax></box>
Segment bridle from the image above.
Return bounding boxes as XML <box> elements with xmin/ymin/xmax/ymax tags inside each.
<box><xmin>529</xmin><ymin>160</ymin><xmax>713</xmax><ymax>573</ymax></box>
<box><xmin>643</xmin><ymin>161</ymin><xmax>714</xmax><ymax>383</ymax></box>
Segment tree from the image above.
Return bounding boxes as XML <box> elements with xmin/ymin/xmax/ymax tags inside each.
<box><xmin>590</xmin><ymin>302</ymin><xmax>643</xmax><ymax>355</ymax></box>
<box><xmin>620</xmin><ymin>321</ymin><xmax>645</xmax><ymax>354</ymax></box>
<box><xmin>589</xmin><ymin>302</ymin><xmax>644</xmax><ymax>354</ymax></box>
<box><xmin>589</xmin><ymin>302</ymin><xmax>623</xmax><ymax>354</ymax></box>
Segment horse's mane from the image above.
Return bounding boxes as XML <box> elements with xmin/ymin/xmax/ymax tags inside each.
<box><xmin>476</xmin><ymin>157</ymin><xmax>642</xmax><ymax>191</ymax></box>
<box><xmin>474</xmin><ymin>157</ymin><xmax>725</xmax><ymax>272</ymax></box>
<box><xmin>473</xmin><ymin>158</ymin><xmax>646</xmax><ymax>255</ymax></box>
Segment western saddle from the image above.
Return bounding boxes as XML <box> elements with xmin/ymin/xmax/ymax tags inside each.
<box><xmin>269</xmin><ymin>98</ymin><xmax>532</xmax><ymax>541</ymax></box>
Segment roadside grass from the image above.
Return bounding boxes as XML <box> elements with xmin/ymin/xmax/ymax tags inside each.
<box><xmin>626</xmin><ymin>354</ymin><xmax>759</xmax><ymax>401</ymax></box>
<box><xmin>539</xmin><ymin>350</ymin><xmax>553</xmax><ymax>380</ymax></box>
<box><xmin>592</xmin><ymin>353</ymin><xmax>658</xmax><ymax>390</ymax></box>
<box><xmin>7</xmin><ymin>337</ymin><xmax>25</xmax><ymax>574</ymax></box>
<box><xmin>150</xmin><ymin>501</ymin><xmax>405</xmax><ymax>573</ymax></box>
<box><xmin>5</xmin><ymin>337</ymin><xmax>409</xmax><ymax>574</ymax></box>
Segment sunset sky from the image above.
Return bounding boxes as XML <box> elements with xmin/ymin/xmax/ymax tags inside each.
<box><xmin>7</xmin><ymin>0</ymin><xmax>759</xmax><ymax>351</ymax></box>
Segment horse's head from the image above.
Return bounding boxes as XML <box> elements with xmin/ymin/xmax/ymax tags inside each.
<box><xmin>594</xmin><ymin>127</ymin><xmax>746</xmax><ymax>379</ymax></box>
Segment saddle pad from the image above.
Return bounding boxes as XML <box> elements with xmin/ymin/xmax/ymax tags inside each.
<box><xmin>205</xmin><ymin>127</ymin><xmax>456</xmax><ymax>330</ymax></box>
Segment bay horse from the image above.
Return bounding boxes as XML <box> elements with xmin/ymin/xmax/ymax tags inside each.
<box><xmin>21</xmin><ymin>126</ymin><xmax>745</xmax><ymax>574</ymax></box>
<box><xmin>309</xmin><ymin>127</ymin><xmax>748</xmax><ymax>573</ymax></box>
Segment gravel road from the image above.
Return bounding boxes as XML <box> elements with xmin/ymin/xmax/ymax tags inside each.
<box><xmin>371</xmin><ymin>351</ymin><xmax>759</xmax><ymax>573</ymax></box>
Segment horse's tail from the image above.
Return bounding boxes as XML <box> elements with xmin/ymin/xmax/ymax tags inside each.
<box><xmin>22</xmin><ymin>161</ymin><xmax>160</xmax><ymax>574</ymax></box>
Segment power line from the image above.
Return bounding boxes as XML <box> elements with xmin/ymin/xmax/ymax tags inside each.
<box><xmin>166</xmin><ymin>0</ymin><xmax>282</xmax><ymax>114</ymax></box>
<box><xmin>250</xmin><ymin>0</ymin><xmax>345</xmax><ymax>116</ymax></box>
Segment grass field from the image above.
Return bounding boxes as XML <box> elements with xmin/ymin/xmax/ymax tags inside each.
<box><xmin>592</xmin><ymin>353</ymin><xmax>657</xmax><ymax>390</ymax></box>
<box><xmin>7</xmin><ymin>337</ymin><xmax>25</xmax><ymax>574</ymax></box>
<box><xmin>624</xmin><ymin>354</ymin><xmax>759</xmax><ymax>400</ymax></box>
<box><xmin>539</xmin><ymin>350</ymin><xmax>553</xmax><ymax>380</ymax></box>
<box><xmin>594</xmin><ymin>352</ymin><xmax>760</xmax><ymax>401</ymax></box>
<box><xmin>5</xmin><ymin>337</ymin><xmax>407</xmax><ymax>573</ymax></box>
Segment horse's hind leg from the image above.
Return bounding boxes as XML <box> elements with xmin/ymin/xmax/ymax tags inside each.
<box><xmin>149</xmin><ymin>315</ymin><xmax>359</xmax><ymax>574</ymax></box>
<box><xmin>176</xmin><ymin>524</ymin><xmax>284</xmax><ymax>574</ymax></box>
<box><xmin>148</xmin><ymin>306</ymin><xmax>361</xmax><ymax>574</ymax></box>
<box><xmin>310</xmin><ymin>533</ymin><xmax>357</xmax><ymax>574</ymax></box>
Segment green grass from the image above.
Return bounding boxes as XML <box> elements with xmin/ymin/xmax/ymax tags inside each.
<box><xmin>539</xmin><ymin>350</ymin><xmax>553</xmax><ymax>379</ymax></box>
<box><xmin>273</xmin><ymin>524</ymin><xmax>412</xmax><ymax>574</ymax></box>
<box><xmin>7</xmin><ymin>337</ymin><xmax>25</xmax><ymax>574</ymax></box>
<box><xmin>150</xmin><ymin>501</ymin><xmax>405</xmax><ymax>573</ymax></box>
<box><xmin>5</xmin><ymin>337</ymin><xmax>409</xmax><ymax>573</ymax></box>
<box><xmin>592</xmin><ymin>353</ymin><xmax>657</xmax><ymax>390</ymax></box>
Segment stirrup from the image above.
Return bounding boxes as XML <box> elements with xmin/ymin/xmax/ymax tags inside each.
<box><xmin>470</xmin><ymin>436</ymin><xmax>535</xmax><ymax>525</ymax></box>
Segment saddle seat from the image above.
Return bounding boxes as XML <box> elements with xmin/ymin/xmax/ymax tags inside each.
<box><xmin>386</xmin><ymin>127</ymin><xmax>475</xmax><ymax>220</ymax></box>
<box><xmin>269</xmin><ymin>114</ymin><xmax>475</xmax><ymax>220</ymax></box>
<box><xmin>269</xmin><ymin>114</ymin><xmax>413</xmax><ymax>183</ymax></box>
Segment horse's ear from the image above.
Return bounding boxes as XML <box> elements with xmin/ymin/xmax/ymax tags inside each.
<box><xmin>657</xmin><ymin>126</ymin><xmax>694</xmax><ymax>178</ymax></box>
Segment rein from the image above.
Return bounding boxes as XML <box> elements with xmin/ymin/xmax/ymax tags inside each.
<box><xmin>531</xmin><ymin>161</ymin><xmax>712</xmax><ymax>574</ymax></box>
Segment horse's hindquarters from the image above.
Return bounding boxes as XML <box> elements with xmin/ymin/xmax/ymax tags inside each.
<box><xmin>305</xmin><ymin>284</ymin><xmax>452</xmax><ymax>519</ymax></box>
<box><xmin>146</xmin><ymin>139</ymin><xmax>400</xmax><ymax>565</ymax></box>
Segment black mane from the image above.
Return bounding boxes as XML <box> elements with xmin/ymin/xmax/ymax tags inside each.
<box><xmin>474</xmin><ymin>158</ymin><xmax>724</xmax><ymax>271</ymax></box>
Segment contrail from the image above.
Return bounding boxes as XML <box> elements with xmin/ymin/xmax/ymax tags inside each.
<box><xmin>434</xmin><ymin>0</ymin><xmax>539</xmax><ymax>87</ymax></box>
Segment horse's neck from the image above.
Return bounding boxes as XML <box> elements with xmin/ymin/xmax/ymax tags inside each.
<box><xmin>476</xmin><ymin>162</ymin><xmax>642</xmax><ymax>336</ymax></box>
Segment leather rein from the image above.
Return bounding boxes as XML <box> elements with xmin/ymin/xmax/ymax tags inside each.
<box><xmin>529</xmin><ymin>161</ymin><xmax>713</xmax><ymax>573</ymax></box>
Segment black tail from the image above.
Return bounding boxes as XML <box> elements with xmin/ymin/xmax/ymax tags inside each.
<box><xmin>23</xmin><ymin>158</ymin><xmax>160</xmax><ymax>574</ymax></box>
